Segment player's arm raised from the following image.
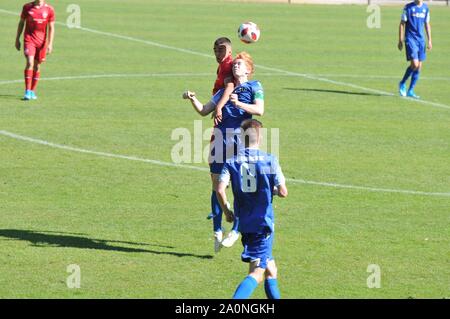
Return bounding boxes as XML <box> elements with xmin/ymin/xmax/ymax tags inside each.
<box><xmin>182</xmin><ymin>91</ymin><xmax>215</xmax><ymax>116</ymax></box>
<box><xmin>230</xmin><ymin>94</ymin><xmax>264</xmax><ymax>116</ymax></box>
<box><xmin>15</xmin><ymin>17</ymin><xmax>25</xmax><ymax>51</ymax></box>
<box><xmin>214</xmin><ymin>79</ymin><xmax>235</xmax><ymax>125</ymax></box>
<box><xmin>47</xmin><ymin>21</ymin><xmax>55</xmax><ymax>54</ymax></box>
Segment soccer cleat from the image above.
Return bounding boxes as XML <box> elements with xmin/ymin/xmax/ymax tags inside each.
<box><xmin>214</xmin><ymin>231</ymin><xmax>223</xmax><ymax>253</ymax></box>
<box><xmin>407</xmin><ymin>90</ymin><xmax>420</xmax><ymax>99</ymax></box>
<box><xmin>23</xmin><ymin>90</ymin><xmax>32</xmax><ymax>101</ymax></box>
<box><xmin>221</xmin><ymin>231</ymin><xmax>239</xmax><ymax>248</ymax></box>
<box><xmin>30</xmin><ymin>91</ymin><xmax>37</xmax><ymax>100</ymax></box>
<box><xmin>399</xmin><ymin>82</ymin><xmax>407</xmax><ymax>97</ymax></box>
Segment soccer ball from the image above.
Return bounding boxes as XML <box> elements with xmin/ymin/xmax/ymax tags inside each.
<box><xmin>237</xmin><ymin>22</ymin><xmax>260</xmax><ymax>44</ymax></box>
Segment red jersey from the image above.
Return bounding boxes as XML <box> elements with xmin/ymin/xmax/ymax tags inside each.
<box><xmin>21</xmin><ymin>2</ymin><xmax>55</xmax><ymax>47</ymax></box>
<box><xmin>212</xmin><ymin>54</ymin><xmax>233</xmax><ymax>95</ymax></box>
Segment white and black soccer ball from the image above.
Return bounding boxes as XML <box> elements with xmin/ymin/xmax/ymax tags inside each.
<box><xmin>238</xmin><ymin>22</ymin><xmax>260</xmax><ymax>44</ymax></box>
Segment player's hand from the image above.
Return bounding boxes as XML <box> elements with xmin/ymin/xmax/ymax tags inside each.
<box><xmin>427</xmin><ymin>41</ymin><xmax>432</xmax><ymax>51</ymax></box>
<box><xmin>214</xmin><ymin>109</ymin><xmax>223</xmax><ymax>125</ymax></box>
<box><xmin>398</xmin><ymin>41</ymin><xmax>403</xmax><ymax>51</ymax></box>
<box><xmin>224</xmin><ymin>209</ymin><xmax>234</xmax><ymax>223</ymax></box>
<box><xmin>230</xmin><ymin>94</ymin><xmax>239</xmax><ymax>107</ymax></box>
<box><xmin>15</xmin><ymin>39</ymin><xmax>21</xmax><ymax>51</ymax></box>
<box><xmin>47</xmin><ymin>44</ymin><xmax>53</xmax><ymax>55</ymax></box>
<box><xmin>182</xmin><ymin>91</ymin><xmax>195</xmax><ymax>100</ymax></box>
<box><xmin>273</xmin><ymin>186</ymin><xmax>279</xmax><ymax>196</ymax></box>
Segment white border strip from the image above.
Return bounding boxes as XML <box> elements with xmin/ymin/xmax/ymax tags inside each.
<box><xmin>0</xmin><ymin>130</ymin><xmax>208</xmax><ymax>172</ymax></box>
<box><xmin>1</xmin><ymin>130</ymin><xmax>449</xmax><ymax>197</ymax></box>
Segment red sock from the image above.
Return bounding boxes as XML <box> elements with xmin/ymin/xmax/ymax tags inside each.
<box><xmin>24</xmin><ymin>70</ymin><xmax>33</xmax><ymax>91</ymax></box>
<box><xmin>31</xmin><ymin>71</ymin><xmax>40</xmax><ymax>92</ymax></box>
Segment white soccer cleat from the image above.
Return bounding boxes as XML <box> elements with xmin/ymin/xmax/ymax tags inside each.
<box><xmin>214</xmin><ymin>231</ymin><xmax>223</xmax><ymax>253</ymax></box>
<box><xmin>221</xmin><ymin>231</ymin><xmax>239</xmax><ymax>248</ymax></box>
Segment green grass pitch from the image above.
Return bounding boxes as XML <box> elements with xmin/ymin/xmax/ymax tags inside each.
<box><xmin>0</xmin><ymin>0</ymin><xmax>449</xmax><ymax>298</ymax></box>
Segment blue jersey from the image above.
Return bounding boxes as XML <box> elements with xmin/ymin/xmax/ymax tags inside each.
<box><xmin>401</xmin><ymin>2</ymin><xmax>430</xmax><ymax>43</ymax></box>
<box><xmin>211</xmin><ymin>80</ymin><xmax>264</xmax><ymax>133</ymax></box>
<box><xmin>219</xmin><ymin>148</ymin><xmax>285</xmax><ymax>234</ymax></box>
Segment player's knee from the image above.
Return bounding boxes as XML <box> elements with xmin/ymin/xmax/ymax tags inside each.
<box><xmin>211</xmin><ymin>174</ymin><xmax>220</xmax><ymax>192</ymax></box>
<box><xmin>250</xmin><ymin>272</ymin><xmax>264</xmax><ymax>284</ymax></box>
<box><xmin>26</xmin><ymin>60</ymin><xmax>34</xmax><ymax>70</ymax></box>
<box><xmin>265</xmin><ymin>261</ymin><xmax>278</xmax><ymax>279</ymax></box>
<box><xmin>249</xmin><ymin>265</ymin><xmax>265</xmax><ymax>284</ymax></box>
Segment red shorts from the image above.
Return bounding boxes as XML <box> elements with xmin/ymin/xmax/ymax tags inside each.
<box><xmin>24</xmin><ymin>42</ymin><xmax>47</xmax><ymax>63</ymax></box>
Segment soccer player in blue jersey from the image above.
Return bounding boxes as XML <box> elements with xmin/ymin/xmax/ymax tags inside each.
<box><xmin>215</xmin><ymin>119</ymin><xmax>288</xmax><ymax>299</ymax></box>
<box><xmin>182</xmin><ymin>52</ymin><xmax>265</xmax><ymax>253</ymax></box>
<box><xmin>398</xmin><ymin>0</ymin><xmax>432</xmax><ymax>99</ymax></box>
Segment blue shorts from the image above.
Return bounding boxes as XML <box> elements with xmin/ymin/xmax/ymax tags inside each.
<box><xmin>209</xmin><ymin>130</ymin><xmax>241</xmax><ymax>174</ymax></box>
<box><xmin>240</xmin><ymin>231</ymin><xmax>274</xmax><ymax>269</ymax></box>
<box><xmin>406</xmin><ymin>40</ymin><xmax>426</xmax><ymax>62</ymax></box>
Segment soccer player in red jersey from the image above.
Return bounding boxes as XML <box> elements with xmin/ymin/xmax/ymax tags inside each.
<box><xmin>212</xmin><ymin>37</ymin><xmax>235</xmax><ymax>125</ymax></box>
<box><xmin>15</xmin><ymin>0</ymin><xmax>55</xmax><ymax>100</ymax></box>
<box><xmin>208</xmin><ymin>37</ymin><xmax>239</xmax><ymax>251</ymax></box>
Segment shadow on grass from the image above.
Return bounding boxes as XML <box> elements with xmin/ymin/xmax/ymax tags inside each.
<box><xmin>0</xmin><ymin>229</ymin><xmax>213</xmax><ymax>260</ymax></box>
<box><xmin>284</xmin><ymin>87</ymin><xmax>386</xmax><ymax>97</ymax></box>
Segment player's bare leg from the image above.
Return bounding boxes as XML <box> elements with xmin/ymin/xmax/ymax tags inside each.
<box><xmin>30</xmin><ymin>59</ymin><xmax>41</xmax><ymax>99</ymax></box>
<box><xmin>23</xmin><ymin>55</ymin><xmax>35</xmax><ymax>100</ymax></box>
<box><xmin>232</xmin><ymin>261</ymin><xmax>264</xmax><ymax>299</ymax></box>
<box><xmin>264</xmin><ymin>260</ymin><xmax>281</xmax><ymax>299</ymax></box>
<box><xmin>248</xmin><ymin>262</ymin><xmax>266</xmax><ymax>284</ymax></box>
<box><xmin>211</xmin><ymin>172</ymin><xmax>240</xmax><ymax>249</ymax></box>
<box><xmin>25</xmin><ymin>55</ymin><xmax>34</xmax><ymax>71</ymax></box>
<box><xmin>265</xmin><ymin>260</ymin><xmax>278</xmax><ymax>280</ymax></box>
<box><xmin>210</xmin><ymin>173</ymin><xmax>223</xmax><ymax>253</ymax></box>
<box><xmin>410</xmin><ymin>59</ymin><xmax>420</xmax><ymax>71</ymax></box>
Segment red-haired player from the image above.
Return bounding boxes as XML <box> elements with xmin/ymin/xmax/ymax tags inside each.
<box><xmin>15</xmin><ymin>0</ymin><xmax>55</xmax><ymax>100</ymax></box>
<box><xmin>183</xmin><ymin>51</ymin><xmax>265</xmax><ymax>253</ymax></box>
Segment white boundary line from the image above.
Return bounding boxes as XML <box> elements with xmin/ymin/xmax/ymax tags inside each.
<box><xmin>2</xmin><ymin>72</ymin><xmax>450</xmax><ymax>87</ymax></box>
<box><xmin>311</xmin><ymin>74</ymin><xmax>450</xmax><ymax>81</ymax></box>
<box><xmin>0</xmin><ymin>73</ymin><xmax>215</xmax><ymax>86</ymax></box>
<box><xmin>1</xmin><ymin>8</ymin><xmax>449</xmax><ymax>110</ymax></box>
<box><xmin>0</xmin><ymin>130</ymin><xmax>208</xmax><ymax>172</ymax></box>
<box><xmin>1</xmin><ymin>130</ymin><xmax>449</xmax><ymax>198</ymax></box>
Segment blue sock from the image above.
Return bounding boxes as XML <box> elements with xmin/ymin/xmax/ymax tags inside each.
<box><xmin>211</xmin><ymin>191</ymin><xmax>222</xmax><ymax>232</ymax></box>
<box><xmin>264</xmin><ymin>278</ymin><xmax>281</xmax><ymax>299</ymax></box>
<box><xmin>233</xmin><ymin>276</ymin><xmax>258</xmax><ymax>299</ymax></box>
<box><xmin>401</xmin><ymin>66</ymin><xmax>413</xmax><ymax>84</ymax></box>
<box><xmin>231</xmin><ymin>216</ymin><xmax>239</xmax><ymax>232</ymax></box>
<box><xmin>409</xmin><ymin>70</ymin><xmax>420</xmax><ymax>91</ymax></box>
